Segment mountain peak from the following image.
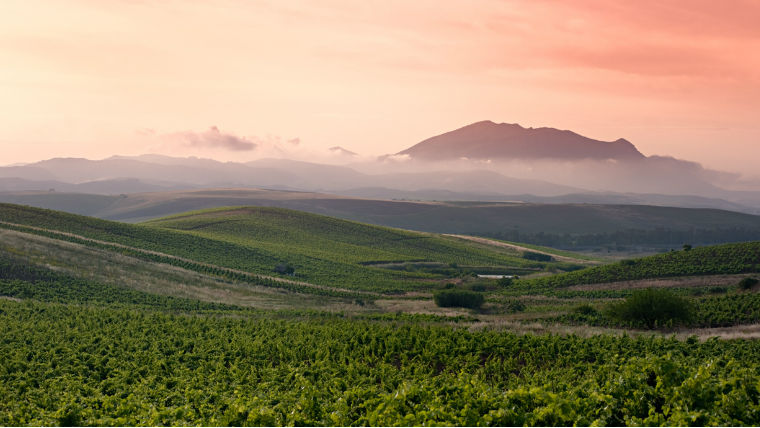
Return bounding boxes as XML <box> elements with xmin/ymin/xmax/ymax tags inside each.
<box><xmin>397</xmin><ymin>121</ymin><xmax>645</xmax><ymax>161</ymax></box>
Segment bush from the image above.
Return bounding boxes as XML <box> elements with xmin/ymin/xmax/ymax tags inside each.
<box><xmin>574</xmin><ymin>304</ymin><xmax>598</xmax><ymax>316</ymax></box>
<box><xmin>739</xmin><ymin>277</ymin><xmax>759</xmax><ymax>290</ymax></box>
<box><xmin>522</xmin><ymin>251</ymin><xmax>554</xmax><ymax>262</ymax></box>
<box><xmin>498</xmin><ymin>276</ymin><xmax>513</xmax><ymax>287</ymax></box>
<box><xmin>433</xmin><ymin>289</ymin><xmax>484</xmax><ymax>309</ymax></box>
<box><xmin>504</xmin><ymin>300</ymin><xmax>526</xmax><ymax>313</ymax></box>
<box><xmin>608</xmin><ymin>288</ymin><xmax>692</xmax><ymax>329</ymax></box>
<box><xmin>274</xmin><ymin>263</ymin><xmax>295</xmax><ymax>275</ymax></box>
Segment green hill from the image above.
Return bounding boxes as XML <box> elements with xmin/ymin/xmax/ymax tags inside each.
<box><xmin>4</xmin><ymin>189</ymin><xmax>760</xmax><ymax>250</ymax></box>
<box><xmin>0</xmin><ymin>203</ymin><xmax>568</xmax><ymax>294</ymax></box>
<box><xmin>521</xmin><ymin>242</ymin><xmax>760</xmax><ymax>290</ymax></box>
<box><xmin>6</xmin><ymin>204</ymin><xmax>760</xmax><ymax>425</ymax></box>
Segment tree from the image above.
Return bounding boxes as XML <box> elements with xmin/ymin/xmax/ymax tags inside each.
<box><xmin>274</xmin><ymin>263</ymin><xmax>295</xmax><ymax>275</ymax></box>
<box><xmin>433</xmin><ymin>289</ymin><xmax>484</xmax><ymax>309</ymax></box>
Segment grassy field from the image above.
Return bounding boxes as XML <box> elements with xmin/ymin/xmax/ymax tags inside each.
<box><xmin>0</xmin><ymin>203</ymin><xmax>581</xmax><ymax>294</ymax></box>
<box><xmin>4</xmin><ymin>188</ymin><xmax>760</xmax><ymax>250</ymax></box>
<box><xmin>4</xmin><ymin>202</ymin><xmax>760</xmax><ymax>425</ymax></box>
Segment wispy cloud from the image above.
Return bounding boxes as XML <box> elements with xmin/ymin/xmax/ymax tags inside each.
<box><xmin>167</xmin><ymin>126</ymin><xmax>257</xmax><ymax>151</ymax></box>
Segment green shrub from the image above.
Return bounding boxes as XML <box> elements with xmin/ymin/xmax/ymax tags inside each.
<box><xmin>522</xmin><ymin>251</ymin><xmax>553</xmax><ymax>262</ymax></box>
<box><xmin>608</xmin><ymin>288</ymin><xmax>692</xmax><ymax>329</ymax></box>
<box><xmin>739</xmin><ymin>277</ymin><xmax>759</xmax><ymax>290</ymax></box>
<box><xmin>574</xmin><ymin>304</ymin><xmax>598</xmax><ymax>316</ymax></box>
<box><xmin>498</xmin><ymin>276</ymin><xmax>513</xmax><ymax>287</ymax></box>
<box><xmin>433</xmin><ymin>289</ymin><xmax>484</xmax><ymax>309</ymax></box>
<box><xmin>504</xmin><ymin>300</ymin><xmax>526</xmax><ymax>313</ymax></box>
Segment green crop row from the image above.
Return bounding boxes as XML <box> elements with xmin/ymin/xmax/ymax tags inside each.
<box><xmin>3</xmin><ymin>299</ymin><xmax>760</xmax><ymax>426</ymax></box>
<box><xmin>516</xmin><ymin>242</ymin><xmax>760</xmax><ymax>290</ymax></box>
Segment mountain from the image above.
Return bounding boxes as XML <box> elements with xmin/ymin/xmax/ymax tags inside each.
<box><xmin>397</xmin><ymin>120</ymin><xmax>645</xmax><ymax>161</ymax></box>
<box><xmin>0</xmin><ymin>155</ymin><xmax>578</xmax><ymax>197</ymax></box>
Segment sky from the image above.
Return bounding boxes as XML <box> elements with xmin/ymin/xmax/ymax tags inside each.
<box><xmin>1</xmin><ymin>0</ymin><xmax>759</xmax><ymax>176</ymax></box>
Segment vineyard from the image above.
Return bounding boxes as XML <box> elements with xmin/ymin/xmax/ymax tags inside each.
<box><xmin>517</xmin><ymin>242</ymin><xmax>760</xmax><ymax>290</ymax></box>
<box><xmin>4</xmin><ymin>300</ymin><xmax>760</xmax><ymax>426</ymax></box>
<box><xmin>0</xmin><ymin>204</ymin><xmax>574</xmax><ymax>293</ymax></box>
<box><xmin>4</xmin><ymin>202</ymin><xmax>760</xmax><ymax>425</ymax></box>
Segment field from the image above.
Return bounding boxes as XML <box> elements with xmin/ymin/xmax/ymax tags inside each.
<box><xmin>4</xmin><ymin>188</ymin><xmax>760</xmax><ymax>251</ymax></box>
<box><xmin>3</xmin><ymin>202</ymin><xmax>760</xmax><ymax>425</ymax></box>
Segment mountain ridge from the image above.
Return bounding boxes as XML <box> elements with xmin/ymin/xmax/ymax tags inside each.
<box><xmin>397</xmin><ymin>120</ymin><xmax>645</xmax><ymax>161</ymax></box>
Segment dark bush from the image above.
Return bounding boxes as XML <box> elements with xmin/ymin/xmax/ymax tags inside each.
<box><xmin>274</xmin><ymin>263</ymin><xmax>295</xmax><ymax>275</ymax></box>
<box><xmin>739</xmin><ymin>277</ymin><xmax>759</xmax><ymax>290</ymax></box>
<box><xmin>498</xmin><ymin>276</ymin><xmax>513</xmax><ymax>287</ymax></box>
<box><xmin>433</xmin><ymin>289</ymin><xmax>484</xmax><ymax>309</ymax></box>
<box><xmin>522</xmin><ymin>251</ymin><xmax>554</xmax><ymax>262</ymax></box>
<box><xmin>608</xmin><ymin>288</ymin><xmax>692</xmax><ymax>329</ymax></box>
<box><xmin>504</xmin><ymin>300</ymin><xmax>526</xmax><ymax>313</ymax></box>
<box><xmin>574</xmin><ymin>303</ymin><xmax>598</xmax><ymax>316</ymax></box>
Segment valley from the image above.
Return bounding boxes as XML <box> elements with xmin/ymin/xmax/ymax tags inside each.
<box><xmin>3</xmin><ymin>202</ymin><xmax>760</xmax><ymax>424</ymax></box>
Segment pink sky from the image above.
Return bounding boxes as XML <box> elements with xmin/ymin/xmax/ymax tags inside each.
<box><xmin>1</xmin><ymin>0</ymin><xmax>759</xmax><ymax>175</ymax></box>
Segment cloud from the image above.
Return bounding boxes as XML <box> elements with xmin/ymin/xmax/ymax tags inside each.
<box><xmin>380</xmin><ymin>153</ymin><xmax>412</xmax><ymax>163</ymax></box>
<box><xmin>329</xmin><ymin>146</ymin><xmax>358</xmax><ymax>157</ymax></box>
<box><xmin>168</xmin><ymin>126</ymin><xmax>257</xmax><ymax>151</ymax></box>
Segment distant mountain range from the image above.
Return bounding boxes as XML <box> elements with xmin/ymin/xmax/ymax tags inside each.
<box><xmin>2</xmin><ymin>121</ymin><xmax>760</xmax><ymax>214</ymax></box>
<box><xmin>0</xmin><ymin>155</ymin><xmax>580</xmax><ymax>197</ymax></box>
<box><xmin>397</xmin><ymin>120</ymin><xmax>644</xmax><ymax>161</ymax></box>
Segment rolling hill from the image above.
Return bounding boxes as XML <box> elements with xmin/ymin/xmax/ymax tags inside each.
<box><xmin>5</xmin><ymin>202</ymin><xmax>760</xmax><ymax>425</ymax></box>
<box><xmin>3</xmin><ymin>189</ymin><xmax>760</xmax><ymax>250</ymax></box>
<box><xmin>0</xmin><ymin>203</ymin><xmax>578</xmax><ymax>294</ymax></box>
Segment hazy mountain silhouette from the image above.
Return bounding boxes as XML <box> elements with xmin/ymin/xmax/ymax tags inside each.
<box><xmin>3</xmin><ymin>121</ymin><xmax>760</xmax><ymax>212</ymax></box>
<box><xmin>397</xmin><ymin>120</ymin><xmax>644</xmax><ymax>161</ymax></box>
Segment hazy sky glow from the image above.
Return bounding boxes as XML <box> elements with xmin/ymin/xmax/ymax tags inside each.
<box><xmin>1</xmin><ymin>1</ymin><xmax>759</xmax><ymax>175</ymax></box>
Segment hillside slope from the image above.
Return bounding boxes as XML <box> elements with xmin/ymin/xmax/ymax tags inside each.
<box><xmin>0</xmin><ymin>203</ymin><xmax>563</xmax><ymax>293</ymax></box>
<box><xmin>521</xmin><ymin>242</ymin><xmax>760</xmax><ymax>290</ymax></box>
<box><xmin>3</xmin><ymin>189</ymin><xmax>760</xmax><ymax>250</ymax></box>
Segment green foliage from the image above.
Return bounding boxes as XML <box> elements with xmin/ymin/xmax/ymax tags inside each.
<box><xmin>0</xmin><ymin>203</ymin><xmax>548</xmax><ymax>294</ymax></box>
<box><xmin>274</xmin><ymin>263</ymin><xmax>295</xmax><ymax>275</ymax></box>
<box><xmin>522</xmin><ymin>251</ymin><xmax>554</xmax><ymax>262</ymax></box>
<box><xmin>0</xmin><ymin>256</ymin><xmax>236</xmax><ymax>311</ymax></box>
<box><xmin>4</xmin><ymin>300</ymin><xmax>760</xmax><ymax>425</ymax></box>
<box><xmin>608</xmin><ymin>289</ymin><xmax>692</xmax><ymax>329</ymax></box>
<box><xmin>574</xmin><ymin>303</ymin><xmax>598</xmax><ymax>316</ymax></box>
<box><xmin>503</xmin><ymin>299</ymin><xmax>526</xmax><ymax>313</ymax></box>
<box><xmin>739</xmin><ymin>277</ymin><xmax>759</xmax><ymax>290</ymax></box>
<box><xmin>521</xmin><ymin>241</ymin><xmax>760</xmax><ymax>290</ymax></box>
<box><xmin>433</xmin><ymin>289</ymin><xmax>484</xmax><ymax>309</ymax></box>
<box><xmin>497</xmin><ymin>276</ymin><xmax>513</xmax><ymax>287</ymax></box>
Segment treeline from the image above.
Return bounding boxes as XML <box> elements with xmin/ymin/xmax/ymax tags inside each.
<box><xmin>482</xmin><ymin>227</ymin><xmax>760</xmax><ymax>248</ymax></box>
